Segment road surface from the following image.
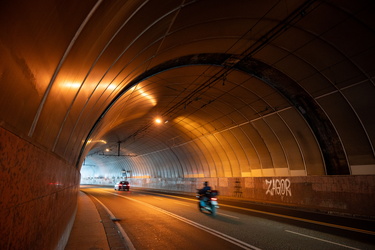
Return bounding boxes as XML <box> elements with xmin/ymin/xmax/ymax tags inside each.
<box><xmin>80</xmin><ymin>185</ymin><xmax>375</xmax><ymax>250</ymax></box>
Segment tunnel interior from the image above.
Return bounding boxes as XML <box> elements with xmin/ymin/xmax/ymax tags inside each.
<box><xmin>1</xmin><ymin>0</ymin><xmax>375</xmax><ymax>249</ymax></box>
<box><xmin>82</xmin><ymin>54</ymin><xmax>329</xmax><ymax>180</ymax></box>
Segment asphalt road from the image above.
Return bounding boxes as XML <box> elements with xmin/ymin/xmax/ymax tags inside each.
<box><xmin>81</xmin><ymin>186</ymin><xmax>375</xmax><ymax>250</ymax></box>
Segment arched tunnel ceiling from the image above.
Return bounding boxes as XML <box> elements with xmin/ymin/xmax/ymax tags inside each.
<box><xmin>1</xmin><ymin>0</ymin><xmax>375</xmax><ymax>178</ymax></box>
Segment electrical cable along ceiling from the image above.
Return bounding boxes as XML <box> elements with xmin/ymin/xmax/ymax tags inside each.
<box><xmin>1</xmin><ymin>0</ymin><xmax>374</xmax><ymax>179</ymax></box>
<box><xmin>84</xmin><ymin>55</ymin><xmax>326</xmax><ymax>179</ymax></box>
<box><xmin>78</xmin><ymin>0</ymin><xmax>375</xmax><ymax>178</ymax></box>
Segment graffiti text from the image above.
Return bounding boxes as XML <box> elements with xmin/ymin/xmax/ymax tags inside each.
<box><xmin>266</xmin><ymin>179</ymin><xmax>291</xmax><ymax>196</ymax></box>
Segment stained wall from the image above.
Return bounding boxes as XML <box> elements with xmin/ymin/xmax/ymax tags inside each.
<box><xmin>0</xmin><ymin>127</ymin><xmax>80</xmax><ymax>249</ymax></box>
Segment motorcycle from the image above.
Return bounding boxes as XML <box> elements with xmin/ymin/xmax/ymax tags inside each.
<box><xmin>196</xmin><ymin>189</ymin><xmax>219</xmax><ymax>216</ymax></box>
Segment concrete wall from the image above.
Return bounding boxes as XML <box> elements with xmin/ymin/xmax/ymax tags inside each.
<box><xmin>0</xmin><ymin>127</ymin><xmax>80</xmax><ymax>250</ymax></box>
<box><xmin>83</xmin><ymin>175</ymin><xmax>375</xmax><ymax>218</ymax></box>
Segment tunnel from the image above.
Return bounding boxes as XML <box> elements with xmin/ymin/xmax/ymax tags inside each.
<box><xmin>1</xmin><ymin>0</ymin><xmax>374</xmax><ymax>249</ymax></box>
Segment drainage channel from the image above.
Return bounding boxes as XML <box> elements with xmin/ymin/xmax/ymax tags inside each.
<box><xmin>84</xmin><ymin>191</ymin><xmax>135</xmax><ymax>250</ymax></box>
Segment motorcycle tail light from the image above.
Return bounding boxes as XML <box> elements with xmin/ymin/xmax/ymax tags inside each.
<box><xmin>211</xmin><ymin>197</ymin><xmax>217</xmax><ymax>201</ymax></box>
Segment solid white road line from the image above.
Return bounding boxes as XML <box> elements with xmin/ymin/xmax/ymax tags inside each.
<box><xmin>107</xmin><ymin>191</ymin><xmax>261</xmax><ymax>250</ymax></box>
<box><xmin>285</xmin><ymin>230</ymin><xmax>361</xmax><ymax>250</ymax></box>
<box><xmin>134</xmin><ymin>190</ymin><xmax>375</xmax><ymax>236</ymax></box>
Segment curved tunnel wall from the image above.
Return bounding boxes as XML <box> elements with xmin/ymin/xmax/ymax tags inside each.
<box><xmin>84</xmin><ymin>103</ymin><xmax>324</xmax><ymax>178</ymax></box>
<box><xmin>1</xmin><ymin>0</ymin><xmax>375</xmax><ymax>248</ymax></box>
<box><xmin>81</xmin><ymin>58</ymin><xmax>335</xmax><ymax>179</ymax></box>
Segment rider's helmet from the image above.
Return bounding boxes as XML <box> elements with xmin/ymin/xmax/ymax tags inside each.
<box><xmin>204</xmin><ymin>181</ymin><xmax>208</xmax><ymax>186</ymax></box>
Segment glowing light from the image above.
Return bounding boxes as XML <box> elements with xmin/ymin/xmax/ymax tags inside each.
<box><xmin>133</xmin><ymin>175</ymin><xmax>151</xmax><ymax>178</ymax></box>
<box><xmin>87</xmin><ymin>139</ymin><xmax>107</xmax><ymax>144</ymax></box>
<box><xmin>99</xmin><ymin>83</ymin><xmax>116</xmax><ymax>91</ymax></box>
<box><xmin>138</xmin><ymin>88</ymin><xmax>157</xmax><ymax>106</ymax></box>
<box><xmin>63</xmin><ymin>82</ymin><xmax>81</xmax><ymax>88</ymax></box>
<box><xmin>155</xmin><ymin>118</ymin><xmax>162</xmax><ymax>124</ymax></box>
<box><xmin>107</xmin><ymin>84</ymin><xmax>116</xmax><ymax>91</ymax></box>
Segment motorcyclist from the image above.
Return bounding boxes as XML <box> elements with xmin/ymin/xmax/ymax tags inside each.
<box><xmin>198</xmin><ymin>181</ymin><xmax>211</xmax><ymax>208</ymax></box>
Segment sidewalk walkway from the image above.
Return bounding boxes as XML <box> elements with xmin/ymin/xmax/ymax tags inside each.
<box><xmin>65</xmin><ymin>191</ymin><xmax>110</xmax><ymax>250</ymax></box>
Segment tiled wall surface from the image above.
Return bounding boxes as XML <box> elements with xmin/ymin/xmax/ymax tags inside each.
<box><xmin>0</xmin><ymin>127</ymin><xmax>80</xmax><ymax>249</ymax></box>
<box><xmin>83</xmin><ymin>175</ymin><xmax>375</xmax><ymax>218</ymax></box>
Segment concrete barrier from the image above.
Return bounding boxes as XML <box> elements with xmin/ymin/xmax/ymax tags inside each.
<box><xmin>83</xmin><ymin>175</ymin><xmax>375</xmax><ymax>218</ymax></box>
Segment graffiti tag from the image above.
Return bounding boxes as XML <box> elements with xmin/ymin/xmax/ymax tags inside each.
<box><xmin>266</xmin><ymin>179</ymin><xmax>291</xmax><ymax>196</ymax></box>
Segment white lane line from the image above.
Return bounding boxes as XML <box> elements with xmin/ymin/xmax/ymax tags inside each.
<box><xmin>285</xmin><ymin>230</ymin><xmax>361</xmax><ymax>250</ymax></box>
<box><xmin>218</xmin><ymin>212</ymin><xmax>240</xmax><ymax>219</ymax></box>
<box><xmin>136</xmin><ymin>191</ymin><xmax>375</xmax><ymax>236</ymax></box>
<box><xmin>107</xmin><ymin>191</ymin><xmax>261</xmax><ymax>250</ymax></box>
<box><xmin>88</xmin><ymin>194</ymin><xmax>136</xmax><ymax>250</ymax></box>
<box><xmin>153</xmin><ymin>197</ymin><xmax>164</xmax><ymax>201</ymax></box>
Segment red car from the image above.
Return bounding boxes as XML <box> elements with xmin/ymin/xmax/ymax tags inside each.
<box><xmin>114</xmin><ymin>181</ymin><xmax>130</xmax><ymax>191</ymax></box>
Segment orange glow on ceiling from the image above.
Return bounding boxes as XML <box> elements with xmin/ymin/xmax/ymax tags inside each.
<box><xmin>174</xmin><ymin>116</ymin><xmax>210</xmax><ymax>138</ymax></box>
<box><xmin>62</xmin><ymin>82</ymin><xmax>82</xmax><ymax>88</ymax></box>
<box><xmin>138</xmin><ymin>88</ymin><xmax>157</xmax><ymax>106</ymax></box>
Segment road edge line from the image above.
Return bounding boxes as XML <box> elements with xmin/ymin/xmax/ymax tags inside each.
<box><xmin>87</xmin><ymin>193</ymin><xmax>136</xmax><ymax>250</ymax></box>
<box><xmin>108</xmin><ymin>191</ymin><xmax>261</xmax><ymax>250</ymax></box>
